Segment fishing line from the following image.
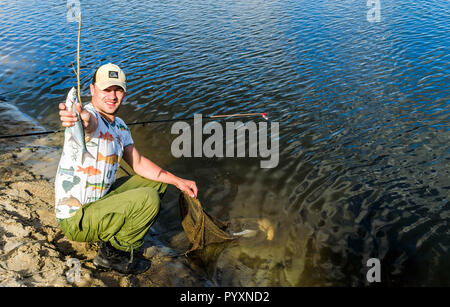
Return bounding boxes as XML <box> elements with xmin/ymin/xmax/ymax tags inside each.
<box><xmin>0</xmin><ymin>113</ymin><xmax>268</xmax><ymax>139</ymax></box>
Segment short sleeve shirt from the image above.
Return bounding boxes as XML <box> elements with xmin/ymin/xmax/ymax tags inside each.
<box><xmin>54</xmin><ymin>103</ymin><xmax>133</xmax><ymax>219</ymax></box>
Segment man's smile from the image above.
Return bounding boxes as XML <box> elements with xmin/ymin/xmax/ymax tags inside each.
<box><xmin>105</xmin><ymin>100</ymin><xmax>117</xmax><ymax>107</ymax></box>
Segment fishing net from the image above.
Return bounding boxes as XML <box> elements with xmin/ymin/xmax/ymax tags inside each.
<box><xmin>178</xmin><ymin>192</ymin><xmax>236</xmax><ymax>256</ymax></box>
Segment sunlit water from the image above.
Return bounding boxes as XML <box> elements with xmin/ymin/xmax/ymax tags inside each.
<box><xmin>0</xmin><ymin>0</ymin><xmax>449</xmax><ymax>286</ymax></box>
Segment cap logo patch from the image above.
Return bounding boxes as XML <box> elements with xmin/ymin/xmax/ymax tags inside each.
<box><xmin>109</xmin><ymin>71</ymin><xmax>119</xmax><ymax>78</ymax></box>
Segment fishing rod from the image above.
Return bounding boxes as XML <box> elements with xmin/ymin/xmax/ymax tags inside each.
<box><xmin>0</xmin><ymin>112</ymin><xmax>269</xmax><ymax>139</ymax></box>
<box><xmin>0</xmin><ymin>7</ymin><xmax>270</xmax><ymax>140</ymax></box>
<box><xmin>129</xmin><ymin>112</ymin><xmax>268</xmax><ymax>125</ymax></box>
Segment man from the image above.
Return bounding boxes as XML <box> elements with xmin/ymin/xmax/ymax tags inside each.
<box><xmin>56</xmin><ymin>63</ymin><xmax>198</xmax><ymax>274</ymax></box>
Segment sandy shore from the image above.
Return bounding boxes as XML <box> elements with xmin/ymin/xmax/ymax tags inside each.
<box><xmin>0</xmin><ymin>111</ymin><xmax>211</xmax><ymax>286</ymax></box>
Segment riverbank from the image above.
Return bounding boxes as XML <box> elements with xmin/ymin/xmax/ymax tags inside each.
<box><xmin>0</xmin><ymin>104</ymin><xmax>211</xmax><ymax>286</ymax></box>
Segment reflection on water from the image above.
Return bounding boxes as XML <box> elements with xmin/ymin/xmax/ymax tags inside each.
<box><xmin>0</xmin><ymin>0</ymin><xmax>449</xmax><ymax>286</ymax></box>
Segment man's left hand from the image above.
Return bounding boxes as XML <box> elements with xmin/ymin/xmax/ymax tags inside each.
<box><xmin>176</xmin><ymin>178</ymin><xmax>198</xmax><ymax>199</ymax></box>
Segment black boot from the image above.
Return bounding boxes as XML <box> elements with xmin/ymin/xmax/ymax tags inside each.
<box><xmin>93</xmin><ymin>242</ymin><xmax>150</xmax><ymax>275</ymax></box>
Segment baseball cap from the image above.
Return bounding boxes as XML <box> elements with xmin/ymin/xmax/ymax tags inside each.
<box><xmin>94</xmin><ymin>63</ymin><xmax>127</xmax><ymax>91</ymax></box>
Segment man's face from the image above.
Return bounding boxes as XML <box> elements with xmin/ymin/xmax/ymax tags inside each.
<box><xmin>90</xmin><ymin>83</ymin><xmax>126</xmax><ymax>119</ymax></box>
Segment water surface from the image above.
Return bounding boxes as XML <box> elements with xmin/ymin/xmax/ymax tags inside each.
<box><xmin>0</xmin><ymin>0</ymin><xmax>449</xmax><ymax>286</ymax></box>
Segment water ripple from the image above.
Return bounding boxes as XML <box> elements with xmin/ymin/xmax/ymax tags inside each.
<box><xmin>0</xmin><ymin>0</ymin><xmax>449</xmax><ymax>286</ymax></box>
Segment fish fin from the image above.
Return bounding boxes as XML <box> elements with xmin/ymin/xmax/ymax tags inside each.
<box><xmin>81</xmin><ymin>148</ymin><xmax>95</xmax><ymax>164</ymax></box>
<box><xmin>66</xmin><ymin>129</ymin><xmax>76</xmax><ymax>142</ymax></box>
<box><xmin>66</xmin><ymin>127</ymin><xmax>86</xmax><ymax>148</ymax></box>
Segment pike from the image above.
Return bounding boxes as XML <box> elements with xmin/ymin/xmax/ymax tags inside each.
<box><xmin>65</xmin><ymin>87</ymin><xmax>92</xmax><ymax>162</ymax></box>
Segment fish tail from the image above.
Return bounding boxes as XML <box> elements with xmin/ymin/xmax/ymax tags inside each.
<box><xmin>81</xmin><ymin>147</ymin><xmax>95</xmax><ymax>164</ymax></box>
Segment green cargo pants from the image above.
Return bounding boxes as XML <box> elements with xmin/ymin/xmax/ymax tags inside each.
<box><xmin>58</xmin><ymin>175</ymin><xmax>167</xmax><ymax>252</ymax></box>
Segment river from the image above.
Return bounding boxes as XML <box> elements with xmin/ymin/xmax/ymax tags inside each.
<box><xmin>0</xmin><ymin>0</ymin><xmax>448</xmax><ymax>286</ymax></box>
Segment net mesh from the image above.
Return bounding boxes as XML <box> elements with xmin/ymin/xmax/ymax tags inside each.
<box><xmin>179</xmin><ymin>191</ymin><xmax>236</xmax><ymax>256</ymax></box>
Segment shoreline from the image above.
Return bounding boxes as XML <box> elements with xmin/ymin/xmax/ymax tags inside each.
<box><xmin>0</xmin><ymin>106</ymin><xmax>210</xmax><ymax>287</ymax></box>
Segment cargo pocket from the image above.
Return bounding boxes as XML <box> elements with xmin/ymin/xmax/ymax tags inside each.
<box><xmin>96</xmin><ymin>212</ymin><xmax>125</xmax><ymax>243</ymax></box>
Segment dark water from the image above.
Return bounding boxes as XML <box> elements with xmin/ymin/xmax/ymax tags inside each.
<box><xmin>1</xmin><ymin>0</ymin><xmax>449</xmax><ymax>286</ymax></box>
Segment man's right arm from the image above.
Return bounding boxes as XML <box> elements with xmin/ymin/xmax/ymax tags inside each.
<box><xmin>58</xmin><ymin>102</ymin><xmax>98</xmax><ymax>135</ymax></box>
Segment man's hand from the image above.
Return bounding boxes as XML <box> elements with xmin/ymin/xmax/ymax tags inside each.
<box><xmin>175</xmin><ymin>178</ymin><xmax>198</xmax><ymax>199</ymax></box>
<box><xmin>58</xmin><ymin>103</ymin><xmax>96</xmax><ymax>133</ymax></box>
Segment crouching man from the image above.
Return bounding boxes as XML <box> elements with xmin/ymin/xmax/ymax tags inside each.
<box><xmin>55</xmin><ymin>63</ymin><xmax>197</xmax><ymax>274</ymax></box>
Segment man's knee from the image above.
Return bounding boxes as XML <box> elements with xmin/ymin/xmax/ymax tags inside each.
<box><xmin>133</xmin><ymin>187</ymin><xmax>161</xmax><ymax>216</ymax></box>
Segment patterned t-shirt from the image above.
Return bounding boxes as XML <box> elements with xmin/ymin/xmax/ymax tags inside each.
<box><xmin>54</xmin><ymin>103</ymin><xmax>133</xmax><ymax>219</ymax></box>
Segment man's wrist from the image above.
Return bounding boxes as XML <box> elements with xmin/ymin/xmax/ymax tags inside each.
<box><xmin>169</xmin><ymin>174</ymin><xmax>183</xmax><ymax>188</ymax></box>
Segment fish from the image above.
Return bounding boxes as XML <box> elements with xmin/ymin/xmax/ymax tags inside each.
<box><xmin>59</xmin><ymin>166</ymin><xmax>75</xmax><ymax>176</ymax></box>
<box><xmin>62</xmin><ymin>176</ymin><xmax>81</xmax><ymax>193</ymax></box>
<box><xmin>56</xmin><ymin>196</ymin><xmax>82</xmax><ymax>218</ymax></box>
<box><xmin>57</xmin><ymin>196</ymin><xmax>82</xmax><ymax>208</ymax></box>
<box><xmin>116</xmin><ymin>123</ymin><xmax>129</xmax><ymax>131</ymax></box>
<box><xmin>232</xmin><ymin>229</ymin><xmax>258</xmax><ymax>238</ymax></box>
<box><xmin>257</xmin><ymin>218</ymin><xmax>275</xmax><ymax>241</ymax></box>
<box><xmin>77</xmin><ymin>165</ymin><xmax>102</xmax><ymax>176</ymax></box>
<box><xmin>65</xmin><ymin>87</ymin><xmax>93</xmax><ymax>162</ymax></box>
<box><xmin>86</xmin><ymin>181</ymin><xmax>108</xmax><ymax>191</ymax></box>
<box><xmin>97</xmin><ymin>152</ymin><xmax>119</xmax><ymax>165</ymax></box>
<box><xmin>229</xmin><ymin>217</ymin><xmax>275</xmax><ymax>241</ymax></box>
<box><xmin>99</xmin><ymin>131</ymin><xmax>114</xmax><ymax>142</ymax></box>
